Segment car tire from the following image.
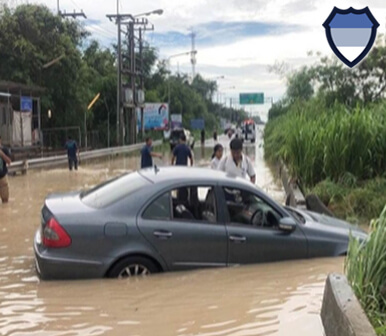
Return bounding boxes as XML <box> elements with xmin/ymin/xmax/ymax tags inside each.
<box><xmin>107</xmin><ymin>256</ymin><xmax>159</xmax><ymax>278</ymax></box>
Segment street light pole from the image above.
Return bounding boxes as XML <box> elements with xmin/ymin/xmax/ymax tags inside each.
<box><xmin>167</xmin><ymin>51</ymin><xmax>196</xmax><ymax>125</ymax></box>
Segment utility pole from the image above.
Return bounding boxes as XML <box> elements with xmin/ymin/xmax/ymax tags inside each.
<box><xmin>139</xmin><ymin>27</ymin><xmax>144</xmax><ymax>140</ymax></box>
<box><xmin>128</xmin><ymin>20</ymin><xmax>135</xmax><ymax>144</ymax></box>
<box><xmin>117</xmin><ymin>17</ymin><xmax>123</xmax><ymax>145</ymax></box>
<box><xmin>107</xmin><ymin>10</ymin><xmax>161</xmax><ymax>145</ymax></box>
<box><xmin>57</xmin><ymin>0</ymin><xmax>87</xmax><ymax>18</ymax></box>
<box><xmin>107</xmin><ymin>12</ymin><xmax>135</xmax><ymax>146</ymax></box>
<box><xmin>191</xmin><ymin>32</ymin><xmax>197</xmax><ymax>80</ymax></box>
<box><xmin>137</xmin><ymin>24</ymin><xmax>154</xmax><ymax>140</ymax></box>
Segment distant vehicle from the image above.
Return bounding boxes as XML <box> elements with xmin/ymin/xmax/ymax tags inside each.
<box><xmin>241</xmin><ymin>119</ymin><xmax>256</xmax><ymax>143</ymax></box>
<box><xmin>169</xmin><ymin>128</ymin><xmax>195</xmax><ymax>151</ymax></box>
<box><xmin>34</xmin><ymin>167</ymin><xmax>367</xmax><ymax>280</ymax></box>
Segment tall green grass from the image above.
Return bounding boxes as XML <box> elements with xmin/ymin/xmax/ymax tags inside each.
<box><xmin>264</xmin><ymin>99</ymin><xmax>386</xmax><ymax>187</ymax></box>
<box><xmin>345</xmin><ymin>206</ymin><xmax>386</xmax><ymax>335</ymax></box>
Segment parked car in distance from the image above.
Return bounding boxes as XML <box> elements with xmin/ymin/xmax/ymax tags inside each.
<box><xmin>34</xmin><ymin>167</ymin><xmax>367</xmax><ymax>280</ymax></box>
<box><xmin>169</xmin><ymin>128</ymin><xmax>195</xmax><ymax>151</ymax></box>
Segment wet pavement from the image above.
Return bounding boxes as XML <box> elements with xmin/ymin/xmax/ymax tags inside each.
<box><xmin>0</xmin><ymin>128</ymin><xmax>343</xmax><ymax>336</ymax></box>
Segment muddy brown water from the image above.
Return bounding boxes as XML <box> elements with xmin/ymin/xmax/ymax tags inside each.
<box><xmin>0</xmin><ymin>135</ymin><xmax>343</xmax><ymax>336</ymax></box>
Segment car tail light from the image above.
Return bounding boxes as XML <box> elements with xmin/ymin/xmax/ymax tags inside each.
<box><xmin>43</xmin><ymin>218</ymin><xmax>72</xmax><ymax>248</ymax></box>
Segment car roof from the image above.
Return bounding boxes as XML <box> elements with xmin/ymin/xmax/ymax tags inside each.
<box><xmin>139</xmin><ymin>166</ymin><xmax>253</xmax><ymax>187</ymax></box>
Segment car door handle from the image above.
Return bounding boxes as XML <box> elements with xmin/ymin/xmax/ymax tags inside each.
<box><xmin>229</xmin><ymin>235</ymin><xmax>247</xmax><ymax>243</ymax></box>
<box><xmin>153</xmin><ymin>230</ymin><xmax>173</xmax><ymax>239</ymax></box>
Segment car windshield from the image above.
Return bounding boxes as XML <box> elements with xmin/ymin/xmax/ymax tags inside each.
<box><xmin>81</xmin><ymin>172</ymin><xmax>150</xmax><ymax>208</ymax></box>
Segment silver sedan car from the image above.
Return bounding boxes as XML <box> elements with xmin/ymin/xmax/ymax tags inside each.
<box><xmin>34</xmin><ymin>167</ymin><xmax>367</xmax><ymax>279</ymax></box>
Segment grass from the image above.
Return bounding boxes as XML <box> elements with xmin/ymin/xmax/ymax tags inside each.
<box><xmin>264</xmin><ymin>98</ymin><xmax>386</xmax><ymax>224</ymax></box>
<box><xmin>264</xmin><ymin>99</ymin><xmax>386</xmax><ymax>187</ymax></box>
<box><xmin>310</xmin><ymin>178</ymin><xmax>386</xmax><ymax>225</ymax></box>
<box><xmin>345</xmin><ymin>206</ymin><xmax>386</xmax><ymax>335</ymax></box>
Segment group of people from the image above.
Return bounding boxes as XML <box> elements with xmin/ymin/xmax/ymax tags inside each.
<box><xmin>141</xmin><ymin>134</ymin><xmax>193</xmax><ymax>169</ymax></box>
<box><xmin>211</xmin><ymin>138</ymin><xmax>256</xmax><ymax>183</ymax></box>
<box><xmin>141</xmin><ymin>133</ymin><xmax>256</xmax><ymax>184</ymax></box>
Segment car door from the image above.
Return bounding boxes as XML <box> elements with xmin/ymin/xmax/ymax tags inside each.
<box><xmin>137</xmin><ymin>184</ymin><xmax>227</xmax><ymax>271</ymax></box>
<box><xmin>220</xmin><ymin>186</ymin><xmax>308</xmax><ymax>265</ymax></box>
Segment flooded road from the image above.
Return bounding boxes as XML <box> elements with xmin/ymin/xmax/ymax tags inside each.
<box><xmin>0</xmin><ymin>131</ymin><xmax>343</xmax><ymax>336</ymax></box>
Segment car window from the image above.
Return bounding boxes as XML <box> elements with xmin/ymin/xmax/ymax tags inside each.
<box><xmin>81</xmin><ymin>172</ymin><xmax>150</xmax><ymax>208</ymax></box>
<box><xmin>223</xmin><ymin>187</ymin><xmax>282</xmax><ymax>229</ymax></box>
<box><xmin>143</xmin><ymin>192</ymin><xmax>171</xmax><ymax>220</ymax></box>
<box><xmin>171</xmin><ymin>186</ymin><xmax>217</xmax><ymax>223</ymax></box>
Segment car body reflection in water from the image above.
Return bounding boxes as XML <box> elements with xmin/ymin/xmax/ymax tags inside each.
<box><xmin>0</xmin><ymin>135</ymin><xmax>342</xmax><ymax>336</ymax></box>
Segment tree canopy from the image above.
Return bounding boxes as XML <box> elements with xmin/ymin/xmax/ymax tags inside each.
<box><xmin>0</xmin><ymin>3</ymin><xmax>247</xmax><ymax>147</ymax></box>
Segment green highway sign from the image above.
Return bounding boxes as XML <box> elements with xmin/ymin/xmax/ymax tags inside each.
<box><xmin>239</xmin><ymin>93</ymin><xmax>264</xmax><ymax>105</ymax></box>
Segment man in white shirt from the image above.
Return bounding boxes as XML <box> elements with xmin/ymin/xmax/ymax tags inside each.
<box><xmin>218</xmin><ymin>138</ymin><xmax>256</xmax><ymax>183</ymax></box>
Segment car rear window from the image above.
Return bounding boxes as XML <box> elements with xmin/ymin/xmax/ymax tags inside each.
<box><xmin>81</xmin><ymin>172</ymin><xmax>150</xmax><ymax>208</ymax></box>
<box><xmin>171</xmin><ymin>130</ymin><xmax>183</xmax><ymax>139</ymax></box>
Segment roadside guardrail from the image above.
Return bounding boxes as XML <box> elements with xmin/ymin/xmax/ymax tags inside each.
<box><xmin>9</xmin><ymin>140</ymin><xmax>162</xmax><ymax>174</ymax></box>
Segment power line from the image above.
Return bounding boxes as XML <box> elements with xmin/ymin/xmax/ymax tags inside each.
<box><xmin>87</xmin><ymin>25</ymin><xmax>116</xmax><ymax>39</ymax></box>
<box><xmin>86</xmin><ymin>26</ymin><xmax>116</xmax><ymax>40</ymax></box>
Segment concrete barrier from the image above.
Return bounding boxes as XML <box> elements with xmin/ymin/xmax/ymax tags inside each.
<box><xmin>321</xmin><ymin>273</ymin><xmax>376</xmax><ymax>336</ymax></box>
<box><xmin>9</xmin><ymin>140</ymin><xmax>162</xmax><ymax>174</ymax></box>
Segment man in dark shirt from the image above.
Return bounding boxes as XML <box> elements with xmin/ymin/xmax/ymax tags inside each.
<box><xmin>201</xmin><ymin>129</ymin><xmax>205</xmax><ymax>145</ymax></box>
<box><xmin>141</xmin><ymin>137</ymin><xmax>162</xmax><ymax>169</ymax></box>
<box><xmin>64</xmin><ymin>136</ymin><xmax>79</xmax><ymax>171</ymax></box>
<box><xmin>172</xmin><ymin>134</ymin><xmax>193</xmax><ymax>166</ymax></box>
<box><xmin>0</xmin><ymin>136</ymin><xmax>12</xmax><ymax>203</ymax></box>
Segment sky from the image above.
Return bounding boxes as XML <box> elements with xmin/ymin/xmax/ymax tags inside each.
<box><xmin>23</xmin><ymin>0</ymin><xmax>386</xmax><ymax>119</ymax></box>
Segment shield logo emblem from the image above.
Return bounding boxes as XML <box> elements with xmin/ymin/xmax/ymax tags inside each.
<box><xmin>323</xmin><ymin>7</ymin><xmax>379</xmax><ymax>68</ymax></box>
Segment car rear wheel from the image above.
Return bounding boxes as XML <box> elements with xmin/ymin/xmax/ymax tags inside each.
<box><xmin>108</xmin><ymin>256</ymin><xmax>159</xmax><ymax>278</ymax></box>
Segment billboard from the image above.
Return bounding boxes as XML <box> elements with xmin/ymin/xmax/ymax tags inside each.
<box><xmin>171</xmin><ymin>114</ymin><xmax>182</xmax><ymax>129</ymax></box>
<box><xmin>190</xmin><ymin>119</ymin><xmax>205</xmax><ymax>130</ymax></box>
<box><xmin>137</xmin><ymin>103</ymin><xmax>169</xmax><ymax>130</ymax></box>
<box><xmin>239</xmin><ymin>93</ymin><xmax>264</xmax><ymax>105</ymax></box>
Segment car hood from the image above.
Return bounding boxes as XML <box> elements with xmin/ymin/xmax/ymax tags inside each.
<box><xmin>291</xmin><ymin>208</ymin><xmax>368</xmax><ymax>241</ymax></box>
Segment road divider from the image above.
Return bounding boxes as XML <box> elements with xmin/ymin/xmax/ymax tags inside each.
<box><xmin>321</xmin><ymin>273</ymin><xmax>377</xmax><ymax>336</ymax></box>
<box><xmin>9</xmin><ymin>141</ymin><xmax>162</xmax><ymax>174</ymax></box>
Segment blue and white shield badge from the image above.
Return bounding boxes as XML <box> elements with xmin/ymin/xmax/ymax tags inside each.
<box><xmin>323</xmin><ymin>7</ymin><xmax>379</xmax><ymax>68</ymax></box>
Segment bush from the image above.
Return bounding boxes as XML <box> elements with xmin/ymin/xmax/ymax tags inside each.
<box><xmin>345</xmin><ymin>206</ymin><xmax>386</xmax><ymax>335</ymax></box>
<box><xmin>311</xmin><ymin>178</ymin><xmax>386</xmax><ymax>224</ymax></box>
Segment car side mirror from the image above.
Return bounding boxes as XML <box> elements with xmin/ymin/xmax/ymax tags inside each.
<box><xmin>278</xmin><ymin>217</ymin><xmax>297</xmax><ymax>233</ymax></box>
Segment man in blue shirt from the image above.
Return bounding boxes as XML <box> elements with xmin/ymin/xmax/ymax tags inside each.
<box><xmin>141</xmin><ymin>137</ymin><xmax>162</xmax><ymax>169</ymax></box>
<box><xmin>171</xmin><ymin>134</ymin><xmax>193</xmax><ymax>166</ymax></box>
<box><xmin>64</xmin><ymin>137</ymin><xmax>79</xmax><ymax>171</ymax></box>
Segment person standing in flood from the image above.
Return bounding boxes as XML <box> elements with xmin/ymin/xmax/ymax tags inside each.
<box><xmin>141</xmin><ymin>137</ymin><xmax>163</xmax><ymax>169</ymax></box>
<box><xmin>213</xmin><ymin>129</ymin><xmax>217</xmax><ymax>141</ymax></box>
<box><xmin>65</xmin><ymin>136</ymin><xmax>79</xmax><ymax>171</ymax></box>
<box><xmin>210</xmin><ymin>144</ymin><xmax>223</xmax><ymax>169</ymax></box>
<box><xmin>218</xmin><ymin>138</ymin><xmax>256</xmax><ymax>183</ymax></box>
<box><xmin>171</xmin><ymin>134</ymin><xmax>193</xmax><ymax>166</ymax></box>
<box><xmin>201</xmin><ymin>129</ymin><xmax>205</xmax><ymax>145</ymax></box>
<box><xmin>0</xmin><ymin>136</ymin><xmax>12</xmax><ymax>203</ymax></box>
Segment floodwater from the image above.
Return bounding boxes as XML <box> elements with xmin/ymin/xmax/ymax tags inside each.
<box><xmin>0</xmin><ymin>130</ymin><xmax>343</xmax><ymax>336</ymax></box>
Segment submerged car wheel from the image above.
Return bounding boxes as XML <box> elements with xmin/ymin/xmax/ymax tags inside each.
<box><xmin>108</xmin><ymin>256</ymin><xmax>159</xmax><ymax>278</ymax></box>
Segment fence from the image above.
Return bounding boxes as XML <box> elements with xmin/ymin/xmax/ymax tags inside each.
<box><xmin>9</xmin><ymin>140</ymin><xmax>162</xmax><ymax>174</ymax></box>
<box><xmin>41</xmin><ymin>126</ymin><xmax>82</xmax><ymax>150</ymax></box>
